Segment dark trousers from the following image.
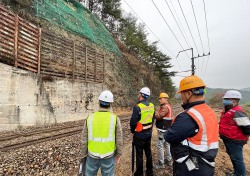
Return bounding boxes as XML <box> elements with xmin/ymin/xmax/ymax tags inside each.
<box><xmin>173</xmin><ymin>158</ymin><xmax>214</xmax><ymax>176</ymax></box>
<box><xmin>133</xmin><ymin>136</ymin><xmax>153</xmax><ymax>176</ymax></box>
<box><xmin>223</xmin><ymin>139</ymin><xmax>246</xmax><ymax>176</ymax></box>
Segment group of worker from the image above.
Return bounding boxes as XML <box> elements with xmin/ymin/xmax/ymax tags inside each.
<box><xmin>78</xmin><ymin>75</ymin><xmax>250</xmax><ymax>176</ymax></box>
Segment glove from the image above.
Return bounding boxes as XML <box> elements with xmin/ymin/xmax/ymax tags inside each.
<box><xmin>78</xmin><ymin>157</ymin><xmax>87</xmax><ymax>176</ymax></box>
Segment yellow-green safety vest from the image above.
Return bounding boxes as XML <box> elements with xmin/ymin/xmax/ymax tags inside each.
<box><xmin>87</xmin><ymin>112</ymin><xmax>116</xmax><ymax>158</ymax></box>
<box><xmin>138</xmin><ymin>103</ymin><xmax>154</xmax><ymax>124</ymax></box>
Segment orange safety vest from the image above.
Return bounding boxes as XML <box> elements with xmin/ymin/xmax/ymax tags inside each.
<box><xmin>185</xmin><ymin>103</ymin><xmax>219</xmax><ymax>152</ymax></box>
<box><xmin>161</xmin><ymin>103</ymin><xmax>173</xmax><ymax>120</ymax></box>
<box><xmin>171</xmin><ymin>103</ymin><xmax>219</xmax><ymax>167</ymax></box>
<box><xmin>156</xmin><ymin>103</ymin><xmax>173</xmax><ymax>131</ymax></box>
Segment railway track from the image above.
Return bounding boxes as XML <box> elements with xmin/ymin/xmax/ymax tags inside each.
<box><xmin>0</xmin><ymin>106</ymin><xmax>182</xmax><ymax>152</ymax></box>
<box><xmin>0</xmin><ymin>123</ymin><xmax>84</xmax><ymax>143</ymax></box>
<box><xmin>0</xmin><ymin>129</ymin><xmax>82</xmax><ymax>152</ymax></box>
<box><xmin>0</xmin><ymin>115</ymin><xmax>131</xmax><ymax>152</ymax></box>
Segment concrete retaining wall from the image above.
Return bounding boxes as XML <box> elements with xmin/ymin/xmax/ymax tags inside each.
<box><xmin>0</xmin><ymin>63</ymin><xmax>106</xmax><ymax>131</ymax></box>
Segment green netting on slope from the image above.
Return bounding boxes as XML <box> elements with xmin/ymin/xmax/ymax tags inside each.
<box><xmin>34</xmin><ymin>0</ymin><xmax>120</xmax><ymax>55</ymax></box>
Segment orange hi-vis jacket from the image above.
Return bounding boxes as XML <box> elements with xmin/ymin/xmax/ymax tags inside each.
<box><xmin>186</xmin><ymin>103</ymin><xmax>219</xmax><ymax>152</ymax></box>
<box><xmin>174</xmin><ymin>103</ymin><xmax>219</xmax><ymax>167</ymax></box>
<box><xmin>156</xmin><ymin>103</ymin><xmax>173</xmax><ymax>131</ymax></box>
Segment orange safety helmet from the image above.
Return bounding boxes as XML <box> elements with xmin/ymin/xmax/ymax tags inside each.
<box><xmin>159</xmin><ymin>93</ymin><xmax>169</xmax><ymax>99</ymax></box>
<box><xmin>178</xmin><ymin>75</ymin><xmax>206</xmax><ymax>93</ymax></box>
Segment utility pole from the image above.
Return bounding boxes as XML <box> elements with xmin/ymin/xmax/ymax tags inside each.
<box><xmin>177</xmin><ymin>48</ymin><xmax>210</xmax><ymax>75</ymax></box>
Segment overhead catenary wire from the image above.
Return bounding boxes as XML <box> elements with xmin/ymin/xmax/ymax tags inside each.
<box><xmin>177</xmin><ymin>0</ymin><xmax>199</xmax><ymax>55</ymax></box>
<box><xmin>151</xmin><ymin>0</ymin><xmax>190</xmax><ymax>59</ymax></box>
<box><xmin>190</xmin><ymin>0</ymin><xmax>205</xmax><ymax>54</ymax></box>
<box><xmin>169</xmin><ymin>0</ymin><xmax>194</xmax><ymax>76</ymax></box>
<box><xmin>202</xmin><ymin>0</ymin><xmax>211</xmax><ymax>52</ymax></box>
<box><xmin>164</xmin><ymin>0</ymin><xmax>191</xmax><ymax>49</ymax></box>
<box><xmin>202</xmin><ymin>0</ymin><xmax>211</xmax><ymax>78</ymax></box>
<box><xmin>190</xmin><ymin>0</ymin><xmax>205</xmax><ymax>76</ymax></box>
<box><xmin>123</xmin><ymin>0</ymin><xmax>183</xmax><ymax>73</ymax></box>
<box><xmin>169</xmin><ymin>0</ymin><xmax>190</xmax><ymax>47</ymax></box>
<box><xmin>123</xmin><ymin>0</ymin><xmax>174</xmax><ymax>57</ymax></box>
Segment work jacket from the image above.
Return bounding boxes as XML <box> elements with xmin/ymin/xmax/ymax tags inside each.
<box><xmin>156</xmin><ymin>103</ymin><xmax>173</xmax><ymax>132</ymax></box>
<box><xmin>219</xmin><ymin>106</ymin><xmax>249</xmax><ymax>141</ymax></box>
<box><xmin>166</xmin><ymin>102</ymin><xmax>218</xmax><ymax>167</ymax></box>
<box><xmin>130</xmin><ymin>100</ymin><xmax>155</xmax><ymax>139</ymax></box>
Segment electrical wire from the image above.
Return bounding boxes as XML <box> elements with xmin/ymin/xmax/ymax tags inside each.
<box><xmin>169</xmin><ymin>0</ymin><xmax>194</xmax><ymax>76</ymax></box>
<box><xmin>169</xmin><ymin>0</ymin><xmax>190</xmax><ymax>48</ymax></box>
<box><xmin>123</xmin><ymin>0</ymin><xmax>184</xmax><ymax>73</ymax></box>
<box><xmin>190</xmin><ymin>0</ymin><xmax>205</xmax><ymax>76</ymax></box>
<box><xmin>202</xmin><ymin>0</ymin><xmax>211</xmax><ymax>78</ymax></box>
<box><xmin>151</xmin><ymin>0</ymin><xmax>190</xmax><ymax>59</ymax></box>
<box><xmin>164</xmin><ymin>0</ymin><xmax>191</xmax><ymax>49</ymax></box>
<box><xmin>123</xmin><ymin>0</ymin><xmax>174</xmax><ymax>57</ymax></box>
<box><xmin>203</xmin><ymin>55</ymin><xmax>209</xmax><ymax>78</ymax></box>
<box><xmin>190</xmin><ymin>0</ymin><xmax>204</xmax><ymax>53</ymax></box>
<box><xmin>177</xmin><ymin>0</ymin><xmax>199</xmax><ymax>55</ymax></box>
<box><xmin>202</xmin><ymin>0</ymin><xmax>211</xmax><ymax>51</ymax></box>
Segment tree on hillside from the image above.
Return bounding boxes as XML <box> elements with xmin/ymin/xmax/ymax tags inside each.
<box><xmin>148</xmin><ymin>43</ymin><xmax>176</xmax><ymax>96</ymax></box>
<box><xmin>88</xmin><ymin>0</ymin><xmax>122</xmax><ymax>33</ymax></box>
<box><xmin>119</xmin><ymin>14</ymin><xmax>149</xmax><ymax>57</ymax></box>
<box><xmin>118</xmin><ymin>14</ymin><xmax>176</xmax><ymax>95</ymax></box>
<box><xmin>86</xmin><ymin>1</ymin><xmax>176</xmax><ymax>95</ymax></box>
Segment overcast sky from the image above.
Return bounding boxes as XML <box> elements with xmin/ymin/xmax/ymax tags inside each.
<box><xmin>121</xmin><ymin>0</ymin><xmax>250</xmax><ymax>90</ymax></box>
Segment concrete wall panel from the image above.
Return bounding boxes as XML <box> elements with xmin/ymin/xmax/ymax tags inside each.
<box><xmin>0</xmin><ymin>63</ymin><xmax>106</xmax><ymax>131</ymax></box>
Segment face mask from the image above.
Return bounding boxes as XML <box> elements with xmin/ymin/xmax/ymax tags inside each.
<box><xmin>222</xmin><ymin>99</ymin><xmax>233</xmax><ymax>106</ymax></box>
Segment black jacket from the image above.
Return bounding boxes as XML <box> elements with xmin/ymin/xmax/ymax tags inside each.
<box><xmin>130</xmin><ymin>99</ymin><xmax>155</xmax><ymax>139</ymax></box>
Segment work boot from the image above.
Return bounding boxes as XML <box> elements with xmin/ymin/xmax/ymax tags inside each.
<box><xmin>154</xmin><ymin>161</ymin><xmax>165</xmax><ymax>169</ymax></box>
<box><xmin>164</xmin><ymin>159</ymin><xmax>173</xmax><ymax>166</ymax></box>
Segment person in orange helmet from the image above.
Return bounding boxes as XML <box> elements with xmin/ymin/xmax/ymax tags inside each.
<box><xmin>164</xmin><ymin>75</ymin><xmax>219</xmax><ymax>176</ymax></box>
<box><xmin>154</xmin><ymin>93</ymin><xmax>173</xmax><ymax>169</ymax></box>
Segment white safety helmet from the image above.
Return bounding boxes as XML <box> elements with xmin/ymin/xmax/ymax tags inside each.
<box><xmin>98</xmin><ymin>90</ymin><xmax>114</xmax><ymax>103</ymax></box>
<box><xmin>140</xmin><ymin>87</ymin><xmax>150</xmax><ymax>96</ymax></box>
<box><xmin>223</xmin><ymin>90</ymin><xmax>242</xmax><ymax>100</ymax></box>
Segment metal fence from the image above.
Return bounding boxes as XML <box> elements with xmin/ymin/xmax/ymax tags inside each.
<box><xmin>0</xmin><ymin>5</ymin><xmax>104</xmax><ymax>83</ymax></box>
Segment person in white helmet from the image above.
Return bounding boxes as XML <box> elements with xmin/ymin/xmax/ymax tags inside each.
<box><xmin>130</xmin><ymin>87</ymin><xmax>155</xmax><ymax>176</ymax></box>
<box><xmin>78</xmin><ymin>90</ymin><xmax>123</xmax><ymax>176</ymax></box>
<box><xmin>219</xmin><ymin>90</ymin><xmax>250</xmax><ymax>176</ymax></box>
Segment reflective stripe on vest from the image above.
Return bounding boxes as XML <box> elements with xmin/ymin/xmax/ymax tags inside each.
<box><xmin>184</xmin><ymin>105</ymin><xmax>219</xmax><ymax>152</ymax></box>
<box><xmin>138</xmin><ymin>103</ymin><xmax>154</xmax><ymax>124</ymax></box>
<box><xmin>156</xmin><ymin>103</ymin><xmax>173</xmax><ymax>131</ymax></box>
<box><xmin>162</xmin><ymin>103</ymin><xmax>173</xmax><ymax>120</ymax></box>
<box><xmin>219</xmin><ymin>106</ymin><xmax>248</xmax><ymax>141</ymax></box>
<box><xmin>87</xmin><ymin>112</ymin><xmax>116</xmax><ymax>158</ymax></box>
